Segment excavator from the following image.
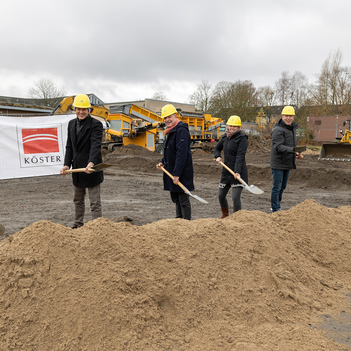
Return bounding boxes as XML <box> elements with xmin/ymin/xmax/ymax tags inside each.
<box><xmin>319</xmin><ymin>118</ymin><xmax>351</xmax><ymax>161</ymax></box>
<box><xmin>51</xmin><ymin>95</ymin><xmax>109</xmax><ymax>120</ymax></box>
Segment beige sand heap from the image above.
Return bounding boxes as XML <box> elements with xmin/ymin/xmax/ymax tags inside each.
<box><xmin>0</xmin><ymin>199</ymin><xmax>351</xmax><ymax>350</ymax></box>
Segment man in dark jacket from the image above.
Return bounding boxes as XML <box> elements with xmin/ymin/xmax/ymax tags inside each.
<box><xmin>156</xmin><ymin>104</ymin><xmax>194</xmax><ymax>220</ymax></box>
<box><xmin>60</xmin><ymin>94</ymin><xmax>104</xmax><ymax>228</ymax></box>
<box><xmin>270</xmin><ymin>106</ymin><xmax>303</xmax><ymax>213</ymax></box>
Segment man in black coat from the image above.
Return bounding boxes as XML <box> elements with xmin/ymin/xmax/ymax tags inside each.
<box><xmin>156</xmin><ymin>104</ymin><xmax>194</xmax><ymax>220</ymax></box>
<box><xmin>60</xmin><ymin>94</ymin><xmax>104</xmax><ymax>228</ymax></box>
<box><xmin>270</xmin><ymin>106</ymin><xmax>303</xmax><ymax>213</ymax></box>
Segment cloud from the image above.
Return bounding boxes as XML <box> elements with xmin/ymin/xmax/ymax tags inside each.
<box><xmin>1</xmin><ymin>0</ymin><xmax>351</xmax><ymax>102</ymax></box>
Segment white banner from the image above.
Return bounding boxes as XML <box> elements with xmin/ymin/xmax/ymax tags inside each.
<box><xmin>0</xmin><ymin>114</ymin><xmax>74</xmax><ymax>180</ymax></box>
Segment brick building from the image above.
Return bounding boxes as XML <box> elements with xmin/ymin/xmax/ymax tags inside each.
<box><xmin>307</xmin><ymin>115</ymin><xmax>351</xmax><ymax>141</ymax></box>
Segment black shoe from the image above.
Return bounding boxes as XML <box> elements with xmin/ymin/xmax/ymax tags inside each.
<box><xmin>71</xmin><ymin>224</ymin><xmax>80</xmax><ymax>229</ymax></box>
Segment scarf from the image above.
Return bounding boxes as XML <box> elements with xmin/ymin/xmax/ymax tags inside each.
<box><xmin>164</xmin><ymin>118</ymin><xmax>180</xmax><ymax>134</ymax></box>
<box><xmin>225</xmin><ymin>128</ymin><xmax>240</xmax><ymax>139</ymax></box>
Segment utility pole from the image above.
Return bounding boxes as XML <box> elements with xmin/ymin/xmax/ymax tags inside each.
<box><xmin>335</xmin><ymin>115</ymin><xmax>338</xmax><ymax>138</ymax></box>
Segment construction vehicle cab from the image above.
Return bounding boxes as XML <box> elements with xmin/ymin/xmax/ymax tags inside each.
<box><xmin>319</xmin><ymin>118</ymin><xmax>351</xmax><ymax>161</ymax></box>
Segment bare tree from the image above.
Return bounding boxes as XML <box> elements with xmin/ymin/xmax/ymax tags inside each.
<box><xmin>274</xmin><ymin>71</ymin><xmax>311</xmax><ymax>109</ymax></box>
<box><xmin>290</xmin><ymin>71</ymin><xmax>311</xmax><ymax>109</ymax></box>
<box><xmin>256</xmin><ymin>86</ymin><xmax>276</xmax><ymax>122</ymax></box>
<box><xmin>188</xmin><ymin>80</ymin><xmax>212</xmax><ymax>112</ymax></box>
<box><xmin>209</xmin><ymin>80</ymin><xmax>258</xmax><ymax>121</ymax></box>
<box><xmin>275</xmin><ymin>71</ymin><xmax>293</xmax><ymax>105</ymax></box>
<box><xmin>152</xmin><ymin>92</ymin><xmax>168</xmax><ymax>101</ymax></box>
<box><xmin>28</xmin><ymin>78</ymin><xmax>66</xmax><ymax>108</ymax></box>
<box><xmin>311</xmin><ymin>49</ymin><xmax>351</xmax><ymax>115</ymax></box>
<box><xmin>209</xmin><ymin>81</ymin><xmax>235</xmax><ymax>120</ymax></box>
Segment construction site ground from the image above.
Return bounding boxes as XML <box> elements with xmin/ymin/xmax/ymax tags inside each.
<box><xmin>1</xmin><ymin>138</ymin><xmax>351</xmax><ymax>350</ymax></box>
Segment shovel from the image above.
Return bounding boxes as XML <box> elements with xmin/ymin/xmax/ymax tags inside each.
<box><xmin>66</xmin><ymin>163</ymin><xmax>116</xmax><ymax>173</ymax></box>
<box><xmin>218</xmin><ymin>161</ymin><xmax>264</xmax><ymax>195</ymax></box>
<box><xmin>160</xmin><ymin>166</ymin><xmax>208</xmax><ymax>204</ymax></box>
<box><xmin>293</xmin><ymin>146</ymin><xmax>306</xmax><ymax>153</ymax></box>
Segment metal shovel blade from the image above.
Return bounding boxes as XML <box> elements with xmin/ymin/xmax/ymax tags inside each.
<box><xmin>191</xmin><ymin>194</ymin><xmax>208</xmax><ymax>204</ymax></box>
<box><xmin>243</xmin><ymin>183</ymin><xmax>264</xmax><ymax>195</ymax></box>
<box><xmin>160</xmin><ymin>166</ymin><xmax>208</xmax><ymax>204</ymax></box>
<box><xmin>218</xmin><ymin>160</ymin><xmax>264</xmax><ymax>195</ymax></box>
<box><xmin>186</xmin><ymin>189</ymin><xmax>208</xmax><ymax>204</ymax></box>
<box><xmin>293</xmin><ymin>146</ymin><xmax>307</xmax><ymax>153</ymax></box>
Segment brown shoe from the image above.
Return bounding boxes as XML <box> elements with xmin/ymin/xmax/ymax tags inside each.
<box><xmin>218</xmin><ymin>207</ymin><xmax>229</xmax><ymax>219</ymax></box>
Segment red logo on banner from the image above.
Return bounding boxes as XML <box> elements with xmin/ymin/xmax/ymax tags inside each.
<box><xmin>22</xmin><ymin>128</ymin><xmax>59</xmax><ymax>154</ymax></box>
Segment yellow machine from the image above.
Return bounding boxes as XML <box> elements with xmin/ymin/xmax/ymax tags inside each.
<box><xmin>107</xmin><ymin>104</ymin><xmax>165</xmax><ymax>152</ymax></box>
<box><xmin>319</xmin><ymin>118</ymin><xmax>351</xmax><ymax>161</ymax></box>
<box><xmin>53</xmin><ymin>96</ymin><xmax>224</xmax><ymax>154</ymax></box>
<box><xmin>51</xmin><ymin>95</ymin><xmax>109</xmax><ymax>120</ymax></box>
<box><xmin>108</xmin><ymin>104</ymin><xmax>225</xmax><ymax>153</ymax></box>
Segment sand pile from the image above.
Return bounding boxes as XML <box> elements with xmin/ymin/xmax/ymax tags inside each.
<box><xmin>110</xmin><ymin>144</ymin><xmax>159</xmax><ymax>157</ymax></box>
<box><xmin>0</xmin><ymin>199</ymin><xmax>351</xmax><ymax>350</ymax></box>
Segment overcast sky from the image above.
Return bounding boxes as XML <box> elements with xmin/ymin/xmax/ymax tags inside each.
<box><xmin>1</xmin><ymin>0</ymin><xmax>351</xmax><ymax>104</ymax></box>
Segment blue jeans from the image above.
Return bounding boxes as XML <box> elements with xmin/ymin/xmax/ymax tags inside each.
<box><xmin>271</xmin><ymin>169</ymin><xmax>290</xmax><ymax>213</ymax></box>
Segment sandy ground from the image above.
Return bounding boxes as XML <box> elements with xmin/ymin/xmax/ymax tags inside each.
<box><xmin>1</xmin><ymin>144</ymin><xmax>351</xmax><ymax>236</ymax></box>
<box><xmin>1</xmin><ymin>142</ymin><xmax>351</xmax><ymax>350</ymax></box>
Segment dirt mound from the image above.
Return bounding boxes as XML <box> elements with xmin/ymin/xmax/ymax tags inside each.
<box><xmin>191</xmin><ymin>148</ymin><xmax>208</xmax><ymax>156</ymax></box>
<box><xmin>193</xmin><ymin>137</ymin><xmax>270</xmax><ymax>155</ymax></box>
<box><xmin>1</xmin><ymin>199</ymin><xmax>350</xmax><ymax>350</ymax></box>
<box><xmin>247</xmin><ymin>135</ymin><xmax>271</xmax><ymax>153</ymax></box>
<box><xmin>111</xmin><ymin>144</ymin><xmax>158</xmax><ymax>156</ymax></box>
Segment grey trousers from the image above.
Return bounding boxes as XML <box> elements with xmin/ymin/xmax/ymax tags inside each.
<box><xmin>218</xmin><ymin>183</ymin><xmax>243</xmax><ymax>213</ymax></box>
<box><xmin>73</xmin><ymin>184</ymin><xmax>102</xmax><ymax>227</ymax></box>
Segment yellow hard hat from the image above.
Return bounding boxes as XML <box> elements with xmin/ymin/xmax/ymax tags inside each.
<box><xmin>161</xmin><ymin>104</ymin><xmax>177</xmax><ymax>119</ymax></box>
<box><xmin>226</xmin><ymin>115</ymin><xmax>241</xmax><ymax>126</ymax></box>
<box><xmin>281</xmin><ymin>106</ymin><xmax>295</xmax><ymax>116</ymax></box>
<box><xmin>73</xmin><ymin>94</ymin><xmax>91</xmax><ymax>109</ymax></box>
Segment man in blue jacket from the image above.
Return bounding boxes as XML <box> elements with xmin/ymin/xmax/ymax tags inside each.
<box><xmin>60</xmin><ymin>94</ymin><xmax>104</xmax><ymax>228</ymax></box>
<box><xmin>270</xmin><ymin>106</ymin><xmax>303</xmax><ymax>213</ymax></box>
<box><xmin>156</xmin><ymin>104</ymin><xmax>194</xmax><ymax>220</ymax></box>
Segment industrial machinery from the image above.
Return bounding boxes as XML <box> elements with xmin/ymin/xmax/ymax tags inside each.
<box><xmin>51</xmin><ymin>95</ymin><xmax>109</xmax><ymax>120</ymax></box>
<box><xmin>53</xmin><ymin>96</ymin><xmax>224</xmax><ymax>154</ymax></box>
<box><xmin>107</xmin><ymin>103</ymin><xmax>225</xmax><ymax>154</ymax></box>
<box><xmin>319</xmin><ymin>118</ymin><xmax>351</xmax><ymax>161</ymax></box>
<box><xmin>52</xmin><ymin>96</ymin><xmax>164</xmax><ymax>152</ymax></box>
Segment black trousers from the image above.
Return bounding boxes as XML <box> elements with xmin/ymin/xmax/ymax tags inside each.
<box><xmin>170</xmin><ymin>192</ymin><xmax>191</xmax><ymax>220</ymax></box>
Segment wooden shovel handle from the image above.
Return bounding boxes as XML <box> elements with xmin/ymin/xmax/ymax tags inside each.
<box><xmin>218</xmin><ymin>161</ymin><xmax>246</xmax><ymax>187</ymax></box>
<box><xmin>66</xmin><ymin>168</ymin><xmax>95</xmax><ymax>173</ymax></box>
<box><xmin>160</xmin><ymin>166</ymin><xmax>188</xmax><ymax>194</ymax></box>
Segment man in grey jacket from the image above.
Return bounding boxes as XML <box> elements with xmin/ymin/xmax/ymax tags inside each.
<box><xmin>270</xmin><ymin>106</ymin><xmax>303</xmax><ymax>213</ymax></box>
